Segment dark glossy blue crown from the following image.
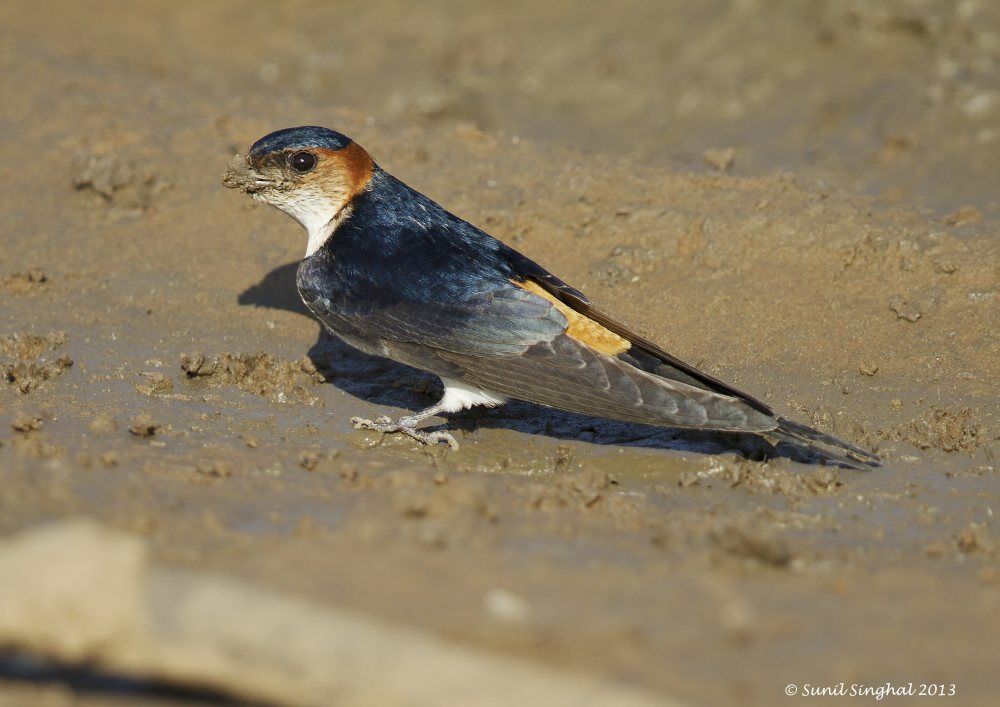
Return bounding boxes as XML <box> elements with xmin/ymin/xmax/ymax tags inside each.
<box><xmin>249</xmin><ymin>126</ymin><xmax>351</xmax><ymax>158</ymax></box>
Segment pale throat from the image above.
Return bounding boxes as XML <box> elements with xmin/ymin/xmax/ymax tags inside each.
<box><xmin>274</xmin><ymin>190</ymin><xmax>351</xmax><ymax>257</ymax></box>
<box><xmin>303</xmin><ymin>203</ymin><xmax>352</xmax><ymax>257</ymax></box>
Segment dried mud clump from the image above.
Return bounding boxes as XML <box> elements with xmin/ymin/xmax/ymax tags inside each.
<box><xmin>180</xmin><ymin>352</ymin><xmax>325</xmax><ymax>403</ymax></box>
<box><xmin>0</xmin><ymin>331</ymin><xmax>66</xmax><ymax>359</ymax></box>
<box><xmin>128</xmin><ymin>414</ymin><xmax>159</xmax><ymax>437</ymax></box>
<box><xmin>298</xmin><ymin>450</ymin><xmax>321</xmax><ymax>471</ymax></box>
<box><xmin>679</xmin><ymin>458</ymin><xmax>843</xmax><ymax>497</ymax></box>
<box><xmin>71</xmin><ymin>148</ymin><xmax>169</xmax><ymax>210</ymax></box>
<box><xmin>1</xmin><ymin>331</ymin><xmax>72</xmax><ymax>394</ymax></box>
<box><xmin>1</xmin><ymin>268</ymin><xmax>49</xmax><ymax>295</ymax></box>
<box><xmin>196</xmin><ymin>460</ymin><xmax>233</xmax><ymax>478</ymax></box>
<box><xmin>887</xmin><ymin>294</ymin><xmax>921</xmax><ymax>322</ymax></box>
<box><xmin>11</xmin><ymin>413</ymin><xmax>43</xmax><ymax>432</ymax></box>
<box><xmin>942</xmin><ymin>205</ymin><xmax>982</xmax><ymax>227</ymax></box>
<box><xmin>3</xmin><ymin>359</ymin><xmax>73</xmax><ymax>394</ymax></box>
<box><xmin>890</xmin><ymin>407</ymin><xmax>983</xmax><ymax>453</ymax></box>
<box><xmin>955</xmin><ymin>523</ymin><xmax>994</xmax><ymax>555</ymax></box>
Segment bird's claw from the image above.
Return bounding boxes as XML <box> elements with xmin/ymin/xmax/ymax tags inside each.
<box><xmin>350</xmin><ymin>416</ymin><xmax>459</xmax><ymax>450</ymax></box>
<box><xmin>416</xmin><ymin>430</ymin><xmax>460</xmax><ymax>450</ymax></box>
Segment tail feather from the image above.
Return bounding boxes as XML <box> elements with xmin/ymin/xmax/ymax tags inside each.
<box><xmin>770</xmin><ymin>417</ymin><xmax>880</xmax><ymax>469</ymax></box>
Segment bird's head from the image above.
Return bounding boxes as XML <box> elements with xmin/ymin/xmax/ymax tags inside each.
<box><xmin>223</xmin><ymin>126</ymin><xmax>374</xmax><ymax>255</ymax></box>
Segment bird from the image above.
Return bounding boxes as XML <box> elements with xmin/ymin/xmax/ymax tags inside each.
<box><xmin>223</xmin><ymin>126</ymin><xmax>879</xmax><ymax>468</ymax></box>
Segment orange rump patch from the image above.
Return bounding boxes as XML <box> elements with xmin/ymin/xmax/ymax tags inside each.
<box><xmin>518</xmin><ymin>280</ymin><xmax>630</xmax><ymax>355</ymax></box>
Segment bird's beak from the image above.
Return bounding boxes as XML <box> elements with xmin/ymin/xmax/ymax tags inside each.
<box><xmin>223</xmin><ymin>154</ymin><xmax>282</xmax><ymax>196</ymax></box>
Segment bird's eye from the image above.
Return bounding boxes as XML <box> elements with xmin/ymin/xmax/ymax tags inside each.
<box><xmin>289</xmin><ymin>151</ymin><xmax>317</xmax><ymax>173</ymax></box>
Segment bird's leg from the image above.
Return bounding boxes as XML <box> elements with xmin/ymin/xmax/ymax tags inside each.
<box><xmin>350</xmin><ymin>401</ymin><xmax>459</xmax><ymax>450</ymax></box>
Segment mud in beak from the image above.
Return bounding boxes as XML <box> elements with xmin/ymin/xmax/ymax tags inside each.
<box><xmin>222</xmin><ymin>153</ymin><xmax>272</xmax><ymax>193</ymax></box>
<box><xmin>222</xmin><ymin>153</ymin><xmax>251</xmax><ymax>189</ymax></box>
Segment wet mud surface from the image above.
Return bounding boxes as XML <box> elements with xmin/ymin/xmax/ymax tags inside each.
<box><xmin>0</xmin><ymin>1</ymin><xmax>997</xmax><ymax>705</ymax></box>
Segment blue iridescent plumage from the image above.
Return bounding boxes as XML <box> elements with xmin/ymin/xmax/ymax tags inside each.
<box><xmin>249</xmin><ymin>126</ymin><xmax>351</xmax><ymax>159</ymax></box>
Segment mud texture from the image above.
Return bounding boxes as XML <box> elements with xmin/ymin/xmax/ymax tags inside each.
<box><xmin>0</xmin><ymin>2</ymin><xmax>997</xmax><ymax>706</ymax></box>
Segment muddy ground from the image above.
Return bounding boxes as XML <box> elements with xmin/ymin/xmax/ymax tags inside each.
<box><xmin>0</xmin><ymin>1</ymin><xmax>998</xmax><ymax>705</ymax></box>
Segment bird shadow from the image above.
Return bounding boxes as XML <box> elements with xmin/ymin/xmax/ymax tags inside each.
<box><xmin>0</xmin><ymin>651</ymin><xmax>253</xmax><ymax>706</ymax></box>
<box><xmin>238</xmin><ymin>261</ymin><xmax>832</xmax><ymax>467</ymax></box>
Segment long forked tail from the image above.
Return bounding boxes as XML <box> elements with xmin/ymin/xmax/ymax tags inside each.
<box><xmin>770</xmin><ymin>417</ymin><xmax>880</xmax><ymax>469</ymax></box>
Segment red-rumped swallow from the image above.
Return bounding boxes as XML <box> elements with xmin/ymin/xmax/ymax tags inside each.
<box><xmin>223</xmin><ymin>126</ymin><xmax>878</xmax><ymax>468</ymax></box>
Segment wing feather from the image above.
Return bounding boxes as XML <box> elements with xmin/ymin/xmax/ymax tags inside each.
<box><xmin>433</xmin><ymin>335</ymin><xmax>774</xmax><ymax>432</ymax></box>
<box><xmin>501</xmin><ymin>245</ymin><xmax>774</xmax><ymax>416</ymax></box>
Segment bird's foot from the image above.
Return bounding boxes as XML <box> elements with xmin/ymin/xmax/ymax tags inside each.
<box><xmin>350</xmin><ymin>415</ymin><xmax>459</xmax><ymax>450</ymax></box>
